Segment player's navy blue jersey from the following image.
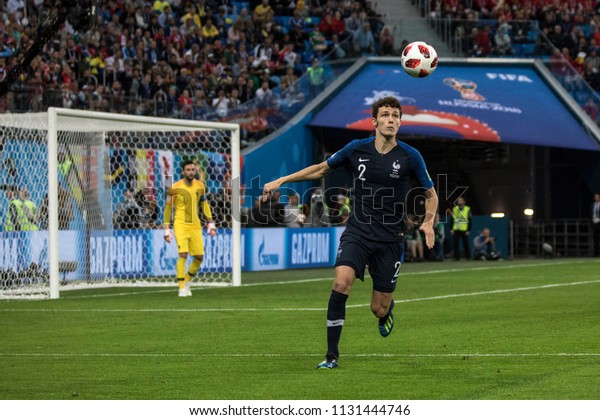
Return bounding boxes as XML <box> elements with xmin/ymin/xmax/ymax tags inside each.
<box><xmin>326</xmin><ymin>136</ymin><xmax>434</xmax><ymax>242</ymax></box>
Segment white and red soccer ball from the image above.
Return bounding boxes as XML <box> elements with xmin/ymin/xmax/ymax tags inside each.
<box><xmin>401</xmin><ymin>41</ymin><xmax>438</xmax><ymax>78</ymax></box>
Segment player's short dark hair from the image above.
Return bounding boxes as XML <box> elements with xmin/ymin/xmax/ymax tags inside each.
<box><xmin>372</xmin><ymin>96</ymin><xmax>402</xmax><ymax>119</ymax></box>
<box><xmin>181</xmin><ymin>159</ymin><xmax>196</xmax><ymax>169</ymax></box>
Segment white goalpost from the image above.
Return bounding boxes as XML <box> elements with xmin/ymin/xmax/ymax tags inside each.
<box><xmin>0</xmin><ymin>108</ymin><xmax>241</xmax><ymax>299</ymax></box>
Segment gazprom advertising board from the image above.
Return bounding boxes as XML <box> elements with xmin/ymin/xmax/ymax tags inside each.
<box><xmin>310</xmin><ymin>61</ymin><xmax>600</xmax><ymax>151</ymax></box>
<box><xmin>244</xmin><ymin>227</ymin><xmax>341</xmax><ymax>271</ymax></box>
<box><xmin>0</xmin><ymin>228</ymin><xmax>345</xmax><ymax>280</ymax></box>
<box><xmin>0</xmin><ymin>231</ymin><xmax>77</xmax><ymax>273</ymax></box>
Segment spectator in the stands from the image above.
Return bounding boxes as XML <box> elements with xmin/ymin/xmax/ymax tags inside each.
<box><xmin>212</xmin><ymin>88</ymin><xmax>230</xmax><ymax>117</ymax></box>
<box><xmin>331</xmin><ymin>10</ymin><xmax>347</xmax><ymax>39</ymax></box>
<box><xmin>584</xmin><ymin>96</ymin><xmax>600</xmax><ymax>123</ymax></box>
<box><xmin>494</xmin><ymin>17</ymin><xmax>513</xmax><ymax>56</ymax></box>
<box><xmin>192</xmin><ymin>90</ymin><xmax>210</xmax><ymax>119</ymax></box>
<box><xmin>255</xmin><ymin>79</ymin><xmax>275</xmax><ymax>107</ymax></box>
<box><xmin>202</xmin><ymin>19</ymin><xmax>221</xmax><ymax>45</ymax></box>
<box><xmin>294</xmin><ymin>0</ymin><xmax>309</xmax><ymax>20</ymax></box>
<box><xmin>278</xmin><ymin>43</ymin><xmax>298</xmax><ymax>70</ymax></box>
<box><xmin>465</xmin><ymin>26</ymin><xmax>492</xmax><ymax>57</ymax></box>
<box><xmin>319</xmin><ymin>12</ymin><xmax>335</xmax><ymax>39</ymax></box>
<box><xmin>353</xmin><ymin>22</ymin><xmax>375</xmax><ymax>56</ymax></box>
<box><xmin>379</xmin><ymin>25</ymin><xmax>395</xmax><ymax>56</ymax></box>
<box><xmin>253</xmin><ymin>0</ymin><xmax>274</xmax><ymax>24</ymax></box>
<box><xmin>548</xmin><ymin>24</ymin><xmax>574</xmax><ymax>52</ymax></box>
<box><xmin>310</xmin><ymin>24</ymin><xmax>328</xmax><ymax>56</ymax></box>
<box><xmin>0</xmin><ymin>0</ymin><xmax>390</xmax><ymax>149</ymax></box>
<box><xmin>228</xmin><ymin>20</ymin><xmax>242</xmax><ymax>45</ymax></box>
<box><xmin>344</xmin><ymin>11</ymin><xmax>362</xmax><ymax>38</ymax></box>
<box><xmin>329</xmin><ymin>33</ymin><xmax>348</xmax><ymax>59</ymax></box>
<box><xmin>289</xmin><ymin>9</ymin><xmax>305</xmax><ymax>31</ymax></box>
<box><xmin>253</xmin><ymin>37</ymin><xmax>274</xmax><ymax>68</ymax></box>
<box><xmin>113</xmin><ymin>188</ymin><xmax>140</xmax><ymax>230</ymax></box>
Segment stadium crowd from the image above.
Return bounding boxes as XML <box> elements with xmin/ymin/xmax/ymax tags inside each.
<box><xmin>2</xmin><ymin>1</ymin><xmax>600</xmax><ymax>135</ymax></box>
<box><xmin>0</xmin><ymin>0</ymin><xmax>392</xmax><ymax>146</ymax></box>
<box><xmin>4</xmin><ymin>0</ymin><xmax>600</xmax><ymax>133</ymax></box>
<box><xmin>426</xmin><ymin>0</ymin><xmax>600</xmax><ymax>92</ymax></box>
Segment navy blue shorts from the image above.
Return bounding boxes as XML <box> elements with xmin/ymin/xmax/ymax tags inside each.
<box><xmin>334</xmin><ymin>231</ymin><xmax>404</xmax><ymax>293</ymax></box>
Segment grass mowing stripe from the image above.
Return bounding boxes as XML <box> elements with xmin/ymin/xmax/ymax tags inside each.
<box><xmin>2</xmin><ymin>352</ymin><xmax>600</xmax><ymax>358</ymax></box>
<box><xmin>2</xmin><ymin>260</ymin><xmax>600</xmax><ymax>400</ymax></box>
<box><xmin>368</xmin><ymin>278</ymin><xmax>600</xmax><ymax>306</ymax></box>
<box><xmin>60</xmin><ymin>259</ymin><xmax>598</xmax><ymax>300</ymax></box>
<box><xmin>4</xmin><ymin>278</ymin><xmax>600</xmax><ymax>313</ymax></box>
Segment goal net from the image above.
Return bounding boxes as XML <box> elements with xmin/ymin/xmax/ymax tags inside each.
<box><xmin>0</xmin><ymin>108</ymin><xmax>241</xmax><ymax>299</ymax></box>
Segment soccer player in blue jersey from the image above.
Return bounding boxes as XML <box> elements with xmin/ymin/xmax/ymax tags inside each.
<box><xmin>262</xmin><ymin>96</ymin><xmax>438</xmax><ymax>369</ymax></box>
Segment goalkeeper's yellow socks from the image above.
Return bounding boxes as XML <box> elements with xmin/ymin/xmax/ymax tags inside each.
<box><xmin>184</xmin><ymin>259</ymin><xmax>201</xmax><ymax>294</ymax></box>
<box><xmin>177</xmin><ymin>257</ymin><xmax>187</xmax><ymax>296</ymax></box>
<box><xmin>176</xmin><ymin>257</ymin><xmax>186</xmax><ymax>279</ymax></box>
<box><xmin>188</xmin><ymin>258</ymin><xmax>201</xmax><ymax>277</ymax></box>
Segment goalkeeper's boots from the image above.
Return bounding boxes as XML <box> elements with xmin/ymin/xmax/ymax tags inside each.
<box><xmin>183</xmin><ymin>274</ymin><xmax>192</xmax><ymax>297</ymax></box>
<box><xmin>178</xmin><ymin>288</ymin><xmax>187</xmax><ymax>297</ymax></box>
<box><xmin>317</xmin><ymin>353</ymin><xmax>339</xmax><ymax>369</ymax></box>
<box><xmin>378</xmin><ymin>300</ymin><xmax>395</xmax><ymax>337</ymax></box>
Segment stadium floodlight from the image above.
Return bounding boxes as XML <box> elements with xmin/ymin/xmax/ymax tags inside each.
<box><xmin>524</xmin><ymin>208</ymin><xmax>534</xmax><ymax>216</ymax></box>
<box><xmin>491</xmin><ymin>212</ymin><xmax>505</xmax><ymax>218</ymax></box>
<box><xmin>0</xmin><ymin>108</ymin><xmax>241</xmax><ymax>299</ymax></box>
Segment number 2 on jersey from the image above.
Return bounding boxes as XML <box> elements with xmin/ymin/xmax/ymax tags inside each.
<box><xmin>358</xmin><ymin>164</ymin><xmax>366</xmax><ymax>181</ymax></box>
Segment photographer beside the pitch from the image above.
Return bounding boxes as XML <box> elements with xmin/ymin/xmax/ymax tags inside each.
<box><xmin>473</xmin><ymin>227</ymin><xmax>501</xmax><ymax>261</ymax></box>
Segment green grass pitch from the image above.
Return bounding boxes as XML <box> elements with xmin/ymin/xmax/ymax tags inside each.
<box><xmin>1</xmin><ymin>259</ymin><xmax>600</xmax><ymax>400</ymax></box>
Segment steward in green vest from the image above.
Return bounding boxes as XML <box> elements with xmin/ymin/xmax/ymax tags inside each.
<box><xmin>451</xmin><ymin>197</ymin><xmax>472</xmax><ymax>260</ymax></box>
<box><xmin>19</xmin><ymin>188</ymin><xmax>38</xmax><ymax>231</ymax></box>
<box><xmin>57</xmin><ymin>152</ymin><xmax>72</xmax><ymax>179</ymax></box>
<box><xmin>328</xmin><ymin>195</ymin><xmax>351</xmax><ymax>226</ymax></box>
<box><xmin>4</xmin><ymin>187</ymin><xmax>23</xmax><ymax>231</ymax></box>
<box><xmin>307</xmin><ymin>57</ymin><xmax>324</xmax><ymax>99</ymax></box>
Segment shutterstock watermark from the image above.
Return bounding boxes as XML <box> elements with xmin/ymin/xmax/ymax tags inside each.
<box><xmin>150</xmin><ymin>172</ymin><xmax>468</xmax><ymax>227</ymax></box>
<box><xmin>230</xmin><ymin>174</ymin><xmax>468</xmax><ymax>227</ymax></box>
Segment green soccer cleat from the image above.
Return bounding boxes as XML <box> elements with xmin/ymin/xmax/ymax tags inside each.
<box><xmin>378</xmin><ymin>300</ymin><xmax>395</xmax><ymax>337</ymax></box>
<box><xmin>317</xmin><ymin>353</ymin><xmax>339</xmax><ymax>369</ymax></box>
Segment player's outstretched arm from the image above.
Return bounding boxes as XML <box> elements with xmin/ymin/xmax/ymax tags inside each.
<box><xmin>262</xmin><ymin>161</ymin><xmax>332</xmax><ymax>201</ymax></box>
<box><xmin>419</xmin><ymin>187</ymin><xmax>439</xmax><ymax>249</ymax></box>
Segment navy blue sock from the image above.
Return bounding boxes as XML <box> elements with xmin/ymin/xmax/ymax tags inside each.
<box><xmin>378</xmin><ymin>300</ymin><xmax>395</xmax><ymax>325</ymax></box>
<box><xmin>326</xmin><ymin>290</ymin><xmax>348</xmax><ymax>358</ymax></box>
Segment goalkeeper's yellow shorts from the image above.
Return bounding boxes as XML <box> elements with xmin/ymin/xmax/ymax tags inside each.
<box><xmin>174</xmin><ymin>226</ymin><xmax>204</xmax><ymax>255</ymax></box>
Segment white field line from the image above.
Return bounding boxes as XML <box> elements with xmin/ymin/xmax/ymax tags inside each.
<box><xmin>2</xmin><ymin>278</ymin><xmax>599</xmax><ymax>313</ymax></box>
<box><xmin>62</xmin><ymin>259</ymin><xmax>596</xmax><ymax>300</ymax></box>
<box><xmin>0</xmin><ymin>352</ymin><xmax>599</xmax><ymax>358</ymax></box>
<box><xmin>347</xmin><ymin>279</ymin><xmax>600</xmax><ymax>308</ymax></box>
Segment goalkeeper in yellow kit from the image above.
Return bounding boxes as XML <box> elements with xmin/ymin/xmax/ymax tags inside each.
<box><xmin>163</xmin><ymin>160</ymin><xmax>216</xmax><ymax>297</ymax></box>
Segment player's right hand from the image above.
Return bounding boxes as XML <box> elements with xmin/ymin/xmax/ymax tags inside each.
<box><xmin>419</xmin><ymin>223</ymin><xmax>435</xmax><ymax>249</ymax></box>
<box><xmin>163</xmin><ymin>229</ymin><xmax>173</xmax><ymax>243</ymax></box>
<box><xmin>262</xmin><ymin>179</ymin><xmax>282</xmax><ymax>202</ymax></box>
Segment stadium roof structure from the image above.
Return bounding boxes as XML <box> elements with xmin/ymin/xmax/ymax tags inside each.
<box><xmin>308</xmin><ymin>58</ymin><xmax>600</xmax><ymax>152</ymax></box>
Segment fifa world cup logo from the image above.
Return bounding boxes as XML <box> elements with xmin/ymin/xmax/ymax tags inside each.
<box><xmin>443</xmin><ymin>78</ymin><xmax>485</xmax><ymax>101</ymax></box>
